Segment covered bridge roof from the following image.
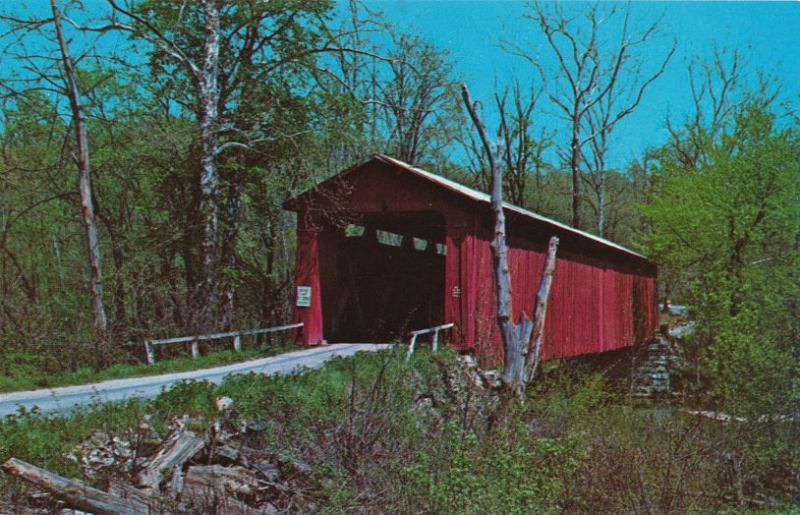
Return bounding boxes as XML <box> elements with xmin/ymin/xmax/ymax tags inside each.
<box><xmin>286</xmin><ymin>154</ymin><xmax>650</xmax><ymax>262</ymax></box>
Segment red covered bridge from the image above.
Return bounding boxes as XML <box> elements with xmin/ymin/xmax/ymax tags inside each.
<box><xmin>284</xmin><ymin>154</ymin><xmax>658</xmax><ymax>364</ymax></box>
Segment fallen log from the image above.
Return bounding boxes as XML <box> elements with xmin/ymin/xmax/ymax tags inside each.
<box><xmin>184</xmin><ymin>464</ymin><xmax>259</xmax><ymax>496</ymax></box>
<box><xmin>137</xmin><ymin>427</ymin><xmax>205</xmax><ymax>493</ymax></box>
<box><xmin>2</xmin><ymin>458</ymin><xmax>142</xmax><ymax>515</ymax></box>
<box><xmin>108</xmin><ymin>481</ymin><xmax>164</xmax><ymax>512</ymax></box>
<box><xmin>215</xmin><ymin>444</ymin><xmax>279</xmax><ymax>482</ymax></box>
<box><xmin>215</xmin><ymin>443</ymin><xmax>256</xmax><ymax>467</ymax></box>
<box><xmin>182</xmin><ymin>465</ymin><xmax>261</xmax><ymax>514</ymax></box>
<box><xmin>182</xmin><ymin>494</ymin><xmax>262</xmax><ymax>515</ymax></box>
<box><xmin>167</xmin><ymin>464</ymin><xmax>184</xmax><ymax>500</ymax></box>
<box><xmin>216</xmin><ymin>443</ymin><xmax>310</xmax><ymax>478</ymax></box>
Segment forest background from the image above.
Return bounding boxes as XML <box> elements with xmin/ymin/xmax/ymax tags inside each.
<box><xmin>0</xmin><ymin>1</ymin><xmax>797</xmax><ymax>421</ymax></box>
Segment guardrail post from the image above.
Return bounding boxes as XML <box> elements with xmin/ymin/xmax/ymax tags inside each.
<box><xmin>233</xmin><ymin>334</ymin><xmax>241</xmax><ymax>353</ymax></box>
<box><xmin>190</xmin><ymin>338</ymin><xmax>200</xmax><ymax>359</ymax></box>
<box><xmin>145</xmin><ymin>340</ymin><xmax>155</xmax><ymax>365</ymax></box>
<box><xmin>406</xmin><ymin>334</ymin><xmax>418</xmax><ymax>362</ymax></box>
<box><xmin>406</xmin><ymin>323</ymin><xmax>453</xmax><ymax>361</ymax></box>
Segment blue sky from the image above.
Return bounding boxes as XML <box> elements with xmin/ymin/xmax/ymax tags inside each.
<box><xmin>363</xmin><ymin>1</ymin><xmax>800</xmax><ymax>168</ymax></box>
<box><xmin>4</xmin><ymin>1</ymin><xmax>797</xmax><ymax>170</ymax></box>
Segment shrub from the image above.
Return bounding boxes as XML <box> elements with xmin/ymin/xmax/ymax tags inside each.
<box><xmin>403</xmin><ymin>422</ymin><xmax>582</xmax><ymax>514</ymax></box>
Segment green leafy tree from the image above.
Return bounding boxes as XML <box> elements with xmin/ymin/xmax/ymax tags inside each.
<box><xmin>642</xmin><ymin>104</ymin><xmax>800</xmax><ymax>415</ymax></box>
<box><xmin>98</xmin><ymin>0</ymin><xmax>343</xmax><ymax>331</ymax></box>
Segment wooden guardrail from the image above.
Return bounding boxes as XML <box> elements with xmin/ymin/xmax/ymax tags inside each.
<box><xmin>144</xmin><ymin>323</ymin><xmax>304</xmax><ymax>365</ymax></box>
<box><xmin>406</xmin><ymin>322</ymin><xmax>455</xmax><ymax>361</ymax></box>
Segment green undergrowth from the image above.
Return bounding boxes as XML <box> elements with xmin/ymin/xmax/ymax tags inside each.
<box><xmin>0</xmin><ymin>344</ymin><xmax>297</xmax><ymax>393</ymax></box>
<box><xmin>1</xmin><ymin>347</ymin><xmax>797</xmax><ymax>512</ymax></box>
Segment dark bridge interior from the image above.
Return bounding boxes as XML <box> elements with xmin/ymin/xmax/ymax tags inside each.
<box><xmin>319</xmin><ymin>211</ymin><xmax>445</xmax><ymax>343</ymax></box>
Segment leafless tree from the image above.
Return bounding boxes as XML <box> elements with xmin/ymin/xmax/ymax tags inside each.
<box><xmin>461</xmin><ymin>81</ymin><xmax>553</xmax><ymax>209</ymax></box>
<box><xmin>314</xmin><ymin>1</ymin><xmax>386</xmax><ymax>173</ymax></box>
<box><xmin>377</xmin><ymin>33</ymin><xmax>460</xmax><ymax>165</ymax></box>
<box><xmin>665</xmin><ymin>48</ymin><xmax>779</xmax><ymax>169</ymax></box>
<box><xmin>582</xmin><ymin>26</ymin><xmax>673</xmax><ymax>237</ymax></box>
<box><xmin>496</xmin><ymin>81</ymin><xmax>554</xmax><ymax>208</ymax></box>
<box><xmin>50</xmin><ymin>0</ymin><xmax>110</xmax><ymax>357</ymax></box>
<box><xmin>510</xmin><ymin>2</ymin><xmax>675</xmax><ymax>231</ymax></box>
<box><xmin>0</xmin><ymin>1</ymin><xmax>111</xmax><ymax>358</ymax></box>
<box><xmin>461</xmin><ymin>84</ymin><xmax>559</xmax><ymax>398</ymax></box>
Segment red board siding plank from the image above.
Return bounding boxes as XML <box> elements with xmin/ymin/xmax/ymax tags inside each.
<box><xmin>293</xmin><ymin>211</ymin><xmax>324</xmax><ymax>345</ymax></box>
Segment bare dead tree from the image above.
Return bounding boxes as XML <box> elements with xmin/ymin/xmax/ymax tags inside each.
<box><xmin>460</xmin><ymin>121</ymin><xmax>493</xmax><ymax>193</ymax></box>
<box><xmin>495</xmin><ymin>80</ymin><xmax>553</xmax><ymax>207</ymax></box>
<box><xmin>377</xmin><ymin>33</ymin><xmax>460</xmax><ymax>165</ymax></box>
<box><xmin>510</xmin><ymin>2</ymin><xmax>675</xmax><ymax>231</ymax></box>
<box><xmin>664</xmin><ymin>48</ymin><xmax>779</xmax><ymax>169</ymax></box>
<box><xmin>461</xmin><ymin>80</ymin><xmax>553</xmax><ymax>210</ymax></box>
<box><xmin>582</xmin><ymin>30</ymin><xmax>674</xmax><ymax>235</ymax></box>
<box><xmin>50</xmin><ymin>0</ymin><xmax>109</xmax><ymax>357</ymax></box>
<box><xmin>325</xmin><ymin>9</ymin><xmax>461</xmax><ymax>168</ymax></box>
<box><xmin>524</xmin><ymin>235</ymin><xmax>559</xmax><ymax>381</ymax></box>
<box><xmin>462</xmin><ymin>84</ymin><xmax>528</xmax><ymax>395</ymax></box>
<box><xmin>461</xmin><ymin>84</ymin><xmax>559</xmax><ymax>398</ymax></box>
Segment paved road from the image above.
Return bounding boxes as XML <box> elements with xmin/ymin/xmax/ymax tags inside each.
<box><xmin>0</xmin><ymin>344</ymin><xmax>391</xmax><ymax>418</ymax></box>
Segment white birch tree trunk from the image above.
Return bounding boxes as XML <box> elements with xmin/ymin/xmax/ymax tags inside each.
<box><xmin>195</xmin><ymin>0</ymin><xmax>222</xmax><ymax>331</ymax></box>
<box><xmin>597</xmin><ymin>172</ymin><xmax>606</xmax><ymax>236</ymax></box>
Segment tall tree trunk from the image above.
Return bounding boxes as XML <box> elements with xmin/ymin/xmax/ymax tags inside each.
<box><xmin>195</xmin><ymin>0</ymin><xmax>222</xmax><ymax>332</ymax></box>
<box><xmin>51</xmin><ymin>0</ymin><xmax>109</xmax><ymax>358</ymax></box>
<box><xmin>570</xmin><ymin>120</ymin><xmax>582</xmax><ymax>230</ymax></box>
<box><xmin>596</xmin><ymin>173</ymin><xmax>606</xmax><ymax>236</ymax></box>
<box><xmin>463</xmin><ymin>84</ymin><xmax>560</xmax><ymax>399</ymax></box>
<box><xmin>463</xmin><ymin>85</ymin><xmax>533</xmax><ymax>398</ymax></box>
<box><xmin>219</xmin><ymin>181</ymin><xmax>241</xmax><ymax>330</ymax></box>
<box><xmin>595</xmin><ymin>151</ymin><xmax>607</xmax><ymax>236</ymax></box>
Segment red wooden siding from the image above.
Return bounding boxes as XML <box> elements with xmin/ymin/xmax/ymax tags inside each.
<box><xmin>287</xmin><ymin>155</ymin><xmax>659</xmax><ymax>363</ymax></box>
<box><xmin>451</xmin><ymin>221</ymin><xmax>657</xmax><ymax>365</ymax></box>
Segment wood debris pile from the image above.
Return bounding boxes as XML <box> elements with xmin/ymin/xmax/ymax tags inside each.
<box><xmin>2</xmin><ymin>405</ymin><xmax>315</xmax><ymax>514</ymax></box>
<box><xmin>410</xmin><ymin>354</ymin><xmax>501</xmax><ymax>431</ymax></box>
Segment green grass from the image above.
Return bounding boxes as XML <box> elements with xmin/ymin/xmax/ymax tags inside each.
<box><xmin>0</xmin><ymin>346</ymin><xmax>403</xmax><ymax>483</ymax></box>
<box><xmin>1</xmin><ymin>347</ymin><xmax>796</xmax><ymax>512</ymax></box>
<box><xmin>0</xmin><ymin>344</ymin><xmax>297</xmax><ymax>393</ymax></box>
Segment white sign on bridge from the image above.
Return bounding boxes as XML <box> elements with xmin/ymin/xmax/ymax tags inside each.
<box><xmin>296</xmin><ymin>286</ymin><xmax>312</xmax><ymax>307</ymax></box>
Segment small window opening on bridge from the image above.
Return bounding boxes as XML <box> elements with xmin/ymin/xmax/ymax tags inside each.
<box><xmin>413</xmin><ymin>237</ymin><xmax>428</xmax><ymax>251</ymax></box>
<box><xmin>436</xmin><ymin>243</ymin><xmax>447</xmax><ymax>255</ymax></box>
<box><xmin>376</xmin><ymin>229</ymin><xmax>403</xmax><ymax>247</ymax></box>
<box><xmin>344</xmin><ymin>224</ymin><xmax>365</xmax><ymax>237</ymax></box>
